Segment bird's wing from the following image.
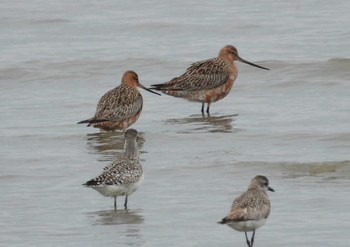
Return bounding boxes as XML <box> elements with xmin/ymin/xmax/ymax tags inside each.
<box><xmin>165</xmin><ymin>58</ymin><xmax>230</xmax><ymax>91</ymax></box>
<box><xmin>220</xmin><ymin>207</ymin><xmax>248</xmax><ymax>223</ymax></box>
<box><xmin>105</xmin><ymin>159</ymin><xmax>141</xmax><ymax>184</ymax></box>
<box><xmin>84</xmin><ymin>170</ymin><xmax>121</xmax><ymax>187</ymax></box>
<box><xmin>94</xmin><ymin>86</ymin><xmax>142</xmax><ymax>122</ymax></box>
<box><xmin>102</xmin><ymin>157</ymin><xmax>126</xmax><ymax>172</ymax></box>
<box><xmin>225</xmin><ymin>190</ymin><xmax>271</xmax><ymax>222</ymax></box>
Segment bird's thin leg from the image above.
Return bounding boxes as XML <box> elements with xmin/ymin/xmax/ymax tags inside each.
<box><xmin>201</xmin><ymin>103</ymin><xmax>205</xmax><ymax>114</ymax></box>
<box><xmin>124</xmin><ymin>195</ymin><xmax>128</xmax><ymax>209</ymax></box>
<box><xmin>250</xmin><ymin>231</ymin><xmax>255</xmax><ymax>247</ymax></box>
<box><xmin>245</xmin><ymin>232</ymin><xmax>251</xmax><ymax>247</ymax></box>
<box><xmin>206</xmin><ymin>103</ymin><xmax>210</xmax><ymax>115</ymax></box>
<box><xmin>114</xmin><ymin>196</ymin><xmax>117</xmax><ymax>210</ymax></box>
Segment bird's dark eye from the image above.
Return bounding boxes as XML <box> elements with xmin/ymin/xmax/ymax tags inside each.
<box><xmin>264</xmin><ymin>182</ymin><xmax>268</xmax><ymax>186</ymax></box>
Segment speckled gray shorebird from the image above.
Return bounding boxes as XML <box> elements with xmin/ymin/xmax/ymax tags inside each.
<box><xmin>150</xmin><ymin>45</ymin><xmax>269</xmax><ymax>115</ymax></box>
<box><xmin>218</xmin><ymin>175</ymin><xmax>274</xmax><ymax>247</ymax></box>
<box><xmin>83</xmin><ymin>129</ymin><xmax>144</xmax><ymax>209</ymax></box>
<box><xmin>78</xmin><ymin>71</ymin><xmax>160</xmax><ymax>131</ymax></box>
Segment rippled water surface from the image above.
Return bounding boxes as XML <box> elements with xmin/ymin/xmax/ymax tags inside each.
<box><xmin>1</xmin><ymin>1</ymin><xmax>350</xmax><ymax>246</ymax></box>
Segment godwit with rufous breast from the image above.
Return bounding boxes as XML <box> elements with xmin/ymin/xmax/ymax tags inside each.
<box><xmin>218</xmin><ymin>175</ymin><xmax>274</xmax><ymax>247</ymax></box>
<box><xmin>150</xmin><ymin>45</ymin><xmax>269</xmax><ymax>115</ymax></box>
<box><xmin>77</xmin><ymin>71</ymin><xmax>160</xmax><ymax>131</ymax></box>
<box><xmin>83</xmin><ymin>128</ymin><xmax>143</xmax><ymax>210</ymax></box>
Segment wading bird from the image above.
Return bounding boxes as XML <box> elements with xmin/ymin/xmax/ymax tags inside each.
<box><xmin>218</xmin><ymin>175</ymin><xmax>274</xmax><ymax>247</ymax></box>
<box><xmin>78</xmin><ymin>71</ymin><xmax>160</xmax><ymax>131</ymax></box>
<box><xmin>150</xmin><ymin>45</ymin><xmax>269</xmax><ymax>115</ymax></box>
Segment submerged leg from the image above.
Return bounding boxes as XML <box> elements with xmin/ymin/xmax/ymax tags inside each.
<box><xmin>250</xmin><ymin>231</ymin><xmax>255</xmax><ymax>247</ymax></box>
<box><xmin>114</xmin><ymin>196</ymin><xmax>117</xmax><ymax>210</ymax></box>
<box><xmin>244</xmin><ymin>232</ymin><xmax>251</xmax><ymax>247</ymax></box>
<box><xmin>206</xmin><ymin>103</ymin><xmax>210</xmax><ymax>114</ymax></box>
<box><xmin>201</xmin><ymin>103</ymin><xmax>205</xmax><ymax>114</ymax></box>
<box><xmin>124</xmin><ymin>195</ymin><xmax>128</xmax><ymax>209</ymax></box>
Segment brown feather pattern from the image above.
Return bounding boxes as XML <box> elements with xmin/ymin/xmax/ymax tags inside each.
<box><xmin>219</xmin><ymin>175</ymin><xmax>273</xmax><ymax>224</ymax></box>
<box><xmin>78</xmin><ymin>71</ymin><xmax>145</xmax><ymax>131</ymax></box>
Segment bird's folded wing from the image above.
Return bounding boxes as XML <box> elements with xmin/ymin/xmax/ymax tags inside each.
<box><xmin>95</xmin><ymin>90</ymin><xmax>143</xmax><ymax>122</ymax></box>
<box><xmin>166</xmin><ymin>58</ymin><xmax>230</xmax><ymax>91</ymax></box>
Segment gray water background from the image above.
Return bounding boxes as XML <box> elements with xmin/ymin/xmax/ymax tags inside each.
<box><xmin>1</xmin><ymin>1</ymin><xmax>350</xmax><ymax>246</ymax></box>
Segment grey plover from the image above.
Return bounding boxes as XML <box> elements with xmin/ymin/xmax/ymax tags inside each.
<box><xmin>218</xmin><ymin>175</ymin><xmax>274</xmax><ymax>247</ymax></box>
<box><xmin>150</xmin><ymin>45</ymin><xmax>269</xmax><ymax>115</ymax></box>
<box><xmin>77</xmin><ymin>71</ymin><xmax>160</xmax><ymax>131</ymax></box>
<box><xmin>83</xmin><ymin>128</ymin><xmax>144</xmax><ymax>209</ymax></box>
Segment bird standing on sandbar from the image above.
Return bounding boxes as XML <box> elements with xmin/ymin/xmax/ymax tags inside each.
<box><xmin>78</xmin><ymin>70</ymin><xmax>160</xmax><ymax>131</ymax></box>
<box><xmin>150</xmin><ymin>45</ymin><xmax>269</xmax><ymax>115</ymax></box>
<box><xmin>218</xmin><ymin>175</ymin><xmax>274</xmax><ymax>247</ymax></box>
<box><xmin>83</xmin><ymin>128</ymin><xmax>144</xmax><ymax>210</ymax></box>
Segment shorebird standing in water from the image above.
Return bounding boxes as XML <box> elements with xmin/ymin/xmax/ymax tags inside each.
<box><xmin>83</xmin><ymin>129</ymin><xmax>143</xmax><ymax>210</ymax></box>
<box><xmin>150</xmin><ymin>45</ymin><xmax>269</xmax><ymax>115</ymax></box>
<box><xmin>218</xmin><ymin>175</ymin><xmax>274</xmax><ymax>247</ymax></box>
<box><xmin>78</xmin><ymin>71</ymin><xmax>160</xmax><ymax>131</ymax></box>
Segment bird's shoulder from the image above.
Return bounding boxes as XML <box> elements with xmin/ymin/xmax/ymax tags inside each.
<box><xmin>186</xmin><ymin>57</ymin><xmax>230</xmax><ymax>75</ymax></box>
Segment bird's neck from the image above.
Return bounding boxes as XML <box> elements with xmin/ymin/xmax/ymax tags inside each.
<box><xmin>124</xmin><ymin>139</ymin><xmax>139</xmax><ymax>157</ymax></box>
<box><xmin>218</xmin><ymin>53</ymin><xmax>234</xmax><ymax>65</ymax></box>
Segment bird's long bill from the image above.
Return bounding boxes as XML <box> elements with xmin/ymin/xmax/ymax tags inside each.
<box><xmin>268</xmin><ymin>186</ymin><xmax>275</xmax><ymax>192</ymax></box>
<box><xmin>138</xmin><ymin>83</ymin><xmax>161</xmax><ymax>96</ymax></box>
<box><xmin>238</xmin><ymin>56</ymin><xmax>269</xmax><ymax>70</ymax></box>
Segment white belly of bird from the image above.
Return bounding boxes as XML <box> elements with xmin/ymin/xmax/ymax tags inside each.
<box><xmin>227</xmin><ymin>218</ymin><xmax>266</xmax><ymax>232</ymax></box>
<box><xmin>93</xmin><ymin>174</ymin><xmax>144</xmax><ymax>198</ymax></box>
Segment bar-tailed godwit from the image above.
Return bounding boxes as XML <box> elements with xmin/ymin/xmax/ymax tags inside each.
<box><xmin>78</xmin><ymin>71</ymin><xmax>160</xmax><ymax>131</ymax></box>
<box><xmin>218</xmin><ymin>175</ymin><xmax>274</xmax><ymax>247</ymax></box>
<box><xmin>150</xmin><ymin>45</ymin><xmax>269</xmax><ymax>115</ymax></box>
<box><xmin>83</xmin><ymin>128</ymin><xmax>143</xmax><ymax>210</ymax></box>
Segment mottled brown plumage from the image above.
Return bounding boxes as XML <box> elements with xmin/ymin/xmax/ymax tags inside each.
<box><xmin>150</xmin><ymin>45</ymin><xmax>269</xmax><ymax>114</ymax></box>
<box><xmin>78</xmin><ymin>71</ymin><xmax>160</xmax><ymax>131</ymax></box>
<box><xmin>218</xmin><ymin>175</ymin><xmax>274</xmax><ymax>247</ymax></box>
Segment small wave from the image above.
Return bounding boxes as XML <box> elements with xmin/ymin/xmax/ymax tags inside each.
<box><xmin>328</xmin><ymin>57</ymin><xmax>350</xmax><ymax>63</ymax></box>
<box><xmin>0</xmin><ymin>67</ymin><xmax>40</xmax><ymax>80</ymax></box>
<box><xmin>279</xmin><ymin>160</ymin><xmax>350</xmax><ymax>176</ymax></box>
<box><xmin>31</xmin><ymin>18</ymin><xmax>72</xmax><ymax>24</ymax></box>
<box><xmin>262</xmin><ymin>57</ymin><xmax>350</xmax><ymax>68</ymax></box>
<box><xmin>229</xmin><ymin>161</ymin><xmax>350</xmax><ymax>180</ymax></box>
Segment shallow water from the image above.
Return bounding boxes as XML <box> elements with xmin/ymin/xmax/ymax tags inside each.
<box><xmin>1</xmin><ymin>0</ymin><xmax>350</xmax><ymax>246</ymax></box>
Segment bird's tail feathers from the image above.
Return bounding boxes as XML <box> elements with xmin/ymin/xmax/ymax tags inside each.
<box><xmin>217</xmin><ymin>217</ymin><xmax>228</xmax><ymax>224</ymax></box>
<box><xmin>77</xmin><ymin>118</ymin><xmax>109</xmax><ymax>125</ymax></box>
<box><xmin>149</xmin><ymin>83</ymin><xmax>183</xmax><ymax>91</ymax></box>
<box><xmin>77</xmin><ymin>119</ymin><xmax>91</xmax><ymax>124</ymax></box>
<box><xmin>82</xmin><ymin>179</ymin><xmax>99</xmax><ymax>187</ymax></box>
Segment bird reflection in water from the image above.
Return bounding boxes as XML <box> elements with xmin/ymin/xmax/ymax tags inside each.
<box><xmin>87</xmin><ymin>208</ymin><xmax>144</xmax><ymax>226</ymax></box>
<box><xmin>86</xmin><ymin>209</ymin><xmax>145</xmax><ymax>245</ymax></box>
<box><xmin>165</xmin><ymin>114</ymin><xmax>239</xmax><ymax>133</ymax></box>
<box><xmin>85</xmin><ymin>131</ymin><xmax>145</xmax><ymax>162</ymax></box>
